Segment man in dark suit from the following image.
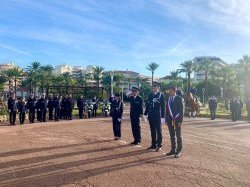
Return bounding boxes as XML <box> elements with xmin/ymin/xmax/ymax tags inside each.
<box><xmin>92</xmin><ymin>96</ymin><xmax>98</xmax><ymax>117</ymax></box>
<box><xmin>144</xmin><ymin>82</ymin><xmax>165</xmax><ymax>152</ymax></box>
<box><xmin>37</xmin><ymin>94</ymin><xmax>47</xmax><ymax>122</ymax></box>
<box><xmin>67</xmin><ymin>95</ymin><xmax>74</xmax><ymax>120</ymax></box>
<box><xmin>17</xmin><ymin>97</ymin><xmax>26</xmax><ymax>125</ymax></box>
<box><xmin>127</xmin><ymin>87</ymin><xmax>143</xmax><ymax>146</ymax></box>
<box><xmin>7</xmin><ymin>93</ymin><xmax>17</xmax><ymax>125</ymax></box>
<box><xmin>165</xmin><ymin>86</ymin><xmax>184</xmax><ymax>158</ymax></box>
<box><xmin>77</xmin><ymin>95</ymin><xmax>85</xmax><ymax>119</ymax></box>
<box><xmin>27</xmin><ymin>94</ymin><xmax>36</xmax><ymax>123</ymax></box>
<box><xmin>53</xmin><ymin>94</ymin><xmax>60</xmax><ymax>122</ymax></box>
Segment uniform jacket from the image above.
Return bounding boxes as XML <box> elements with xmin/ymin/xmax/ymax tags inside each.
<box><xmin>8</xmin><ymin>98</ymin><xmax>17</xmax><ymax>112</ymax></box>
<box><xmin>17</xmin><ymin>101</ymin><xmax>26</xmax><ymax>113</ymax></box>
<box><xmin>209</xmin><ymin>98</ymin><xmax>217</xmax><ymax>110</ymax></box>
<box><xmin>47</xmin><ymin>98</ymin><xmax>54</xmax><ymax>108</ymax></box>
<box><xmin>110</xmin><ymin>100</ymin><xmax>123</xmax><ymax>119</ymax></box>
<box><xmin>77</xmin><ymin>98</ymin><xmax>85</xmax><ymax>109</ymax></box>
<box><xmin>166</xmin><ymin>95</ymin><xmax>184</xmax><ymax>124</ymax></box>
<box><xmin>27</xmin><ymin>98</ymin><xmax>36</xmax><ymax>110</ymax></box>
<box><xmin>53</xmin><ymin>97</ymin><xmax>60</xmax><ymax>108</ymax></box>
<box><xmin>67</xmin><ymin>98</ymin><xmax>75</xmax><ymax>110</ymax></box>
<box><xmin>36</xmin><ymin>98</ymin><xmax>47</xmax><ymax>110</ymax></box>
<box><xmin>144</xmin><ymin>92</ymin><xmax>165</xmax><ymax>120</ymax></box>
<box><xmin>129</xmin><ymin>95</ymin><xmax>143</xmax><ymax>118</ymax></box>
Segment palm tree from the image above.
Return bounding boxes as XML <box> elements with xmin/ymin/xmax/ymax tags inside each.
<box><xmin>26</xmin><ymin>61</ymin><xmax>41</xmax><ymax>94</ymax></box>
<box><xmin>169</xmin><ymin>70</ymin><xmax>181</xmax><ymax>87</ymax></box>
<box><xmin>238</xmin><ymin>55</ymin><xmax>250</xmax><ymax>98</ymax></box>
<box><xmin>0</xmin><ymin>74</ymin><xmax>7</xmax><ymax>92</ymax></box>
<box><xmin>195</xmin><ymin>59</ymin><xmax>214</xmax><ymax>98</ymax></box>
<box><xmin>38</xmin><ymin>65</ymin><xmax>53</xmax><ymax>94</ymax></box>
<box><xmin>4</xmin><ymin>67</ymin><xmax>24</xmax><ymax>96</ymax></box>
<box><xmin>91</xmin><ymin>66</ymin><xmax>105</xmax><ymax>87</ymax></box>
<box><xmin>146</xmin><ymin>62</ymin><xmax>159</xmax><ymax>86</ymax></box>
<box><xmin>178</xmin><ymin>60</ymin><xmax>195</xmax><ymax>92</ymax></box>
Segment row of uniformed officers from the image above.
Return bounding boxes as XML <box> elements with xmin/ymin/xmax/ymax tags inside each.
<box><xmin>7</xmin><ymin>93</ymin><xmax>96</xmax><ymax>125</ymax></box>
<box><xmin>110</xmin><ymin>82</ymin><xmax>183</xmax><ymax>158</ymax></box>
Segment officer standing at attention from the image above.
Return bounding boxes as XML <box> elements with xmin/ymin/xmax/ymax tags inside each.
<box><xmin>7</xmin><ymin>92</ymin><xmax>17</xmax><ymax>125</ymax></box>
<box><xmin>53</xmin><ymin>94</ymin><xmax>60</xmax><ymax>122</ymax></box>
<box><xmin>27</xmin><ymin>94</ymin><xmax>36</xmax><ymax>123</ymax></box>
<box><xmin>92</xmin><ymin>96</ymin><xmax>98</xmax><ymax>117</ymax></box>
<box><xmin>246</xmin><ymin>97</ymin><xmax>250</xmax><ymax>123</ymax></box>
<box><xmin>144</xmin><ymin>82</ymin><xmax>165</xmax><ymax>152</ymax></box>
<box><xmin>61</xmin><ymin>95</ymin><xmax>68</xmax><ymax>119</ymax></box>
<box><xmin>208</xmin><ymin>95</ymin><xmax>217</xmax><ymax>120</ymax></box>
<box><xmin>47</xmin><ymin>94</ymin><xmax>54</xmax><ymax>120</ymax></box>
<box><xmin>126</xmin><ymin>87</ymin><xmax>143</xmax><ymax>146</ymax></box>
<box><xmin>67</xmin><ymin>95</ymin><xmax>74</xmax><ymax>120</ymax></box>
<box><xmin>17</xmin><ymin>97</ymin><xmax>26</xmax><ymax>125</ymax></box>
<box><xmin>77</xmin><ymin>95</ymin><xmax>85</xmax><ymax>119</ymax></box>
<box><xmin>37</xmin><ymin>94</ymin><xmax>47</xmax><ymax>122</ymax></box>
<box><xmin>110</xmin><ymin>93</ymin><xmax>123</xmax><ymax>140</ymax></box>
<box><xmin>165</xmin><ymin>87</ymin><xmax>184</xmax><ymax>158</ymax></box>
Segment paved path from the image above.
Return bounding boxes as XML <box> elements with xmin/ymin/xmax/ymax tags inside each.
<box><xmin>0</xmin><ymin>116</ymin><xmax>249</xmax><ymax>187</ymax></box>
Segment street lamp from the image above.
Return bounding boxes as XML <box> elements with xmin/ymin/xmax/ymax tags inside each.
<box><xmin>202</xmin><ymin>88</ymin><xmax>205</xmax><ymax>105</ymax></box>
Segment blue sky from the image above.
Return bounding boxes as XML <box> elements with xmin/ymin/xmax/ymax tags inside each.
<box><xmin>0</xmin><ymin>0</ymin><xmax>250</xmax><ymax>77</ymax></box>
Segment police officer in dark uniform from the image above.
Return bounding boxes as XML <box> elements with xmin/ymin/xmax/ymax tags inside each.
<box><xmin>208</xmin><ymin>96</ymin><xmax>217</xmax><ymax>120</ymax></box>
<box><xmin>246</xmin><ymin>98</ymin><xmax>250</xmax><ymax>123</ymax></box>
<box><xmin>92</xmin><ymin>96</ymin><xmax>98</xmax><ymax>117</ymax></box>
<box><xmin>37</xmin><ymin>94</ymin><xmax>47</xmax><ymax>122</ymax></box>
<box><xmin>27</xmin><ymin>94</ymin><xmax>36</xmax><ymax>123</ymax></box>
<box><xmin>53</xmin><ymin>94</ymin><xmax>60</xmax><ymax>122</ymax></box>
<box><xmin>165</xmin><ymin>86</ymin><xmax>184</xmax><ymax>158</ymax></box>
<box><xmin>230</xmin><ymin>97</ymin><xmax>240</xmax><ymax>122</ymax></box>
<box><xmin>126</xmin><ymin>87</ymin><xmax>143</xmax><ymax>145</ymax></box>
<box><xmin>47</xmin><ymin>94</ymin><xmax>54</xmax><ymax>120</ymax></box>
<box><xmin>7</xmin><ymin>93</ymin><xmax>17</xmax><ymax>125</ymax></box>
<box><xmin>144</xmin><ymin>82</ymin><xmax>165</xmax><ymax>151</ymax></box>
<box><xmin>17</xmin><ymin>97</ymin><xmax>26</xmax><ymax>125</ymax></box>
<box><xmin>77</xmin><ymin>95</ymin><xmax>85</xmax><ymax>119</ymax></box>
<box><xmin>61</xmin><ymin>95</ymin><xmax>68</xmax><ymax>119</ymax></box>
<box><xmin>67</xmin><ymin>95</ymin><xmax>74</xmax><ymax>120</ymax></box>
<box><xmin>110</xmin><ymin>93</ymin><xmax>123</xmax><ymax>140</ymax></box>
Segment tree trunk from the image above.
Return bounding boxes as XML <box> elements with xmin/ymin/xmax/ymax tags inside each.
<box><xmin>14</xmin><ymin>79</ymin><xmax>17</xmax><ymax>97</ymax></box>
<box><xmin>151</xmin><ymin>72</ymin><xmax>154</xmax><ymax>86</ymax></box>
<box><xmin>8</xmin><ymin>80</ymin><xmax>11</xmax><ymax>94</ymax></box>
<box><xmin>205</xmin><ymin>70</ymin><xmax>208</xmax><ymax>100</ymax></box>
<box><xmin>187</xmin><ymin>72</ymin><xmax>191</xmax><ymax>91</ymax></box>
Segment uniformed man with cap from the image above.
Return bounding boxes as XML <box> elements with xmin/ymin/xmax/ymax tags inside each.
<box><xmin>7</xmin><ymin>92</ymin><xmax>17</xmax><ymax>125</ymax></box>
<box><xmin>126</xmin><ymin>87</ymin><xmax>143</xmax><ymax>146</ymax></box>
<box><xmin>17</xmin><ymin>97</ymin><xmax>26</xmax><ymax>125</ymax></box>
<box><xmin>47</xmin><ymin>94</ymin><xmax>54</xmax><ymax>120</ymax></box>
<box><xmin>110</xmin><ymin>93</ymin><xmax>124</xmax><ymax>140</ymax></box>
<box><xmin>36</xmin><ymin>94</ymin><xmax>47</xmax><ymax>122</ymax></box>
<box><xmin>53</xmin><ymin>94</ymin><xmax>60</xmax><ymax>122</ymax></box>
<box><xmin>27</xmin><ymin>94</ymin><xmax>36</xmax><ymax>123</ymax></box>
<box><xmin>144</xmin><ymin>82</ymin><xmax>166</xmax><ymax>151</ymax></box>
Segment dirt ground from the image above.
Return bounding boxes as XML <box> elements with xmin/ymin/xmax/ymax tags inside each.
<box><xmin>0</xmin><ymin>110</ymin><xmax>250</xmax><ymax>187</ymax></box>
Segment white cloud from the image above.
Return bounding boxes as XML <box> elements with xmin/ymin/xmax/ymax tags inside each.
<box><xmin>0</xmin><ymin>43</ymin><xmax>32</xmax><ymax>56</ymax></box>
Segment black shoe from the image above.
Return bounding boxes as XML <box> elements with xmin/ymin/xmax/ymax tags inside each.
<box><xmin>174</xmin><ymin>151</ymin><xmax>181</xmax><ymax>158</ymax></box>
<box><xmin>130</xmin><ymin>141</ymin><xmax>136</xmax><ymax>145</ymax></box>
<box><xmin>166</xmin><ymin>150</ymin><xmax>175</xmax><ymax>156</ymax></box>
<box><xmin>156</xmin><ymin>146</ymin><xmax>162</xmax><ymax>152</ymax></box>
<box><xmin>147</xmin><ymin>145</ymin><xmax>156</xmax><ymax>150</ymax></box>
<box><xmin>134</xmin><ymin>142</ymin><xmax>141</xmax><ymax>146</ymax></box>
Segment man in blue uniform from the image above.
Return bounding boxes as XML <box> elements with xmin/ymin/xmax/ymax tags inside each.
<box><xmin>53</xmin><ymin>94</ymin><xmax>60</xmax><ymax>122</ymax></box>
<box><xmin>208</xmin><ymin>96</ymin><xmax>217</xmax><ymax>120</ymax></box>
<box><xmin>27</xmin><ymin>94</ymin><xmax>36</xmax><ymax>123</ymax></box>
<box><xmin>47</xmin><ymin>94</ymin><xmax>54</xmax><ymax>120</ymax></box>
<box><xmin>127</xmin><ymin>87</ymin><xmax>143</xmax><ymax>146</ymax></box>
<box><xmin>37</xmin><ymin>94</ymin><xmax>47</xmax><ymax>122</ymax></box>
<box><xmin>7</xmin><ymin>93</ymin><xmax>17</xmax><ymax>125</ymax></box>
<box><xmin>144</xmin><ymin>82</ymin><xmax>165</xmax><ymax>151</ymax></box>
<box><xmin>17</xmin><ymin>97</ymin><xmax>26</xmax><ymax>125</ymax></box>
<box><xmin>110</xmin><ymin>93</ymin><xmax>123</xmax><ymax>140</ymax></box>
<box><xmin>165</xmin><ymin>87</ymin><xmax>184</xmax><ymax>158</ymax></box>
<box><xmin>77</xmin><ymin>95</ymin><xmax>85</xmax><ymax>119</ymax></box>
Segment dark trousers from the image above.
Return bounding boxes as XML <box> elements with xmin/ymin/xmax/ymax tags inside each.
<box><xmin>40</xmin><ymin>109</ymin><xmax>46</xmax><ymax>122</ymax></box>
<box><xmin>210</xmin><ymin>108</ymin><xmax>216</xmax><ymax>119</ymax></box>
<box><xmin>19</xmin><ymin>112</ymin><xmax>25</xmax><ymax>124</ymax></box>
<box><xmin>131</xmin><ymin>117</ymin><xmax>141</xmax><ymax>143</ymax></box>
<box><xmin>79</xmin><ymin>108</ymin><xmax>84</xmax><ymax>119</ymax></box>
<box><xmin>68</xmin><ymin>109</ymin><xmax>73</xmax><ymax>120</ymax></box>
<box><xmin>112</xmin><ymin>117</ymin><xmax>121</xmax><ymax>137</ymax></box>
<box><xmin>167</xmin><ymin>120</ymin><xmax>182</xmax><ymax>153</ymax></box>
<box><xmin>232</xmin><ymin>110</ymin><xmax>237</xmax><ymax>121</ymax></box>
<box><xmin>29</xmin><ymin>109</ymin><xmax>35</xmax><ymax>123</ymax></box>
<box><xmin>48</xmin><ymin>108</ymin><xmax>54</xmax><ymax>120</ymax></box>
<box><xmin>149</xmin><ymin>119</ymin><xmax>162</xmax><ymax>147</ymax></box>
<box><xmin>55</xmin><ymin>107</ymin><xmax>60</xmax><ymax>121</ymax></box>
<box><xmin>9</xmin><ymin>111</ymin><xmax>16</xmax><ymax>125</ymax></box>
<box><xmin>92</xmin><ymin>108</ymin><xmax>97</xmax><ymax>117</ymax></box>
<box><xmin>37</xmin><ymin>110</ymin><xmax>41</xmax><ymax>121</ymax></box>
